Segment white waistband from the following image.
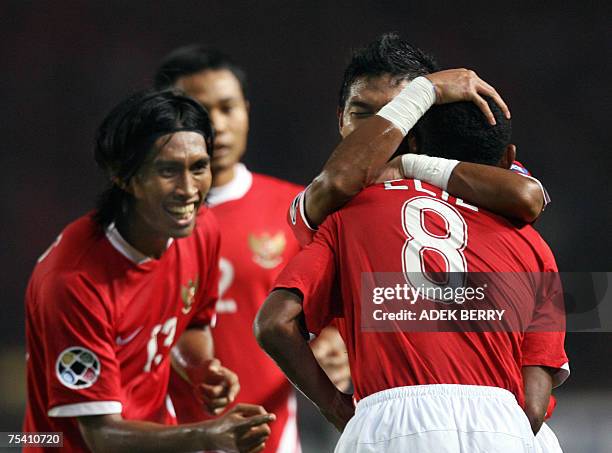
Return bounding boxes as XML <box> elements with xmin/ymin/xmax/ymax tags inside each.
<box><xmin>357</xmin><ymin>384</ymin><xmax>516</xmax><ymax>411</ymax></box>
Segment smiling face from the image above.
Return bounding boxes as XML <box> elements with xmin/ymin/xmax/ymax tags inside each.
<box><xmin>339</xmin><ymin>74</ymin><xmax>409</xmax><ymax>138</ymax></box>
<box><xmin>174</xmin><ymin>69</ymin><xmax>249</xmax><ymax>185</ymax></box>
<box><xmin>123</xmin><ymin>131</ymin><xmax>211</xmax><ymax>257</ymax></box>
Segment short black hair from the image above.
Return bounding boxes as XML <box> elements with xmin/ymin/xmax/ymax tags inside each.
<box><xmin>415</xmin><ymin>97</ymin><xmax>512</xmax><ymax>165</ymax></box>
<box><xmin>338</xmin><ymin>33</ymin><xmax>439</xmax><ymax>110</ymax></box>
<box><xmin>93</xmin><ymin>89</ymin><xmax>214</xmax><ymax>227</ymax></box>
<box><xmin>154</xmin><ymin>45</ymin><xmax>248</xmax><ymax>97</ymax></box>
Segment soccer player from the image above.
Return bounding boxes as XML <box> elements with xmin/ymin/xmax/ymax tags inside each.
<box><xmin>285</xmin><ymin>34</ymin><xmax>563</xmax><ymax>452</ymax></box>
<box><xmin>289</xmin><ymin>35</ymin><xmax>547</xmax><ymax>247</ymax></box>
<box><xmin>23</xmin><ymin>90</ymin><xmax>274</xmax><ymax>452</ymax></box>
<box><xmin>154</xmin><ymin>47</ymin><xmax>347</xmax><ymax>453</ymax></box>
<box><xmin>255</xmin><ymin>48</ymin><xmax>568</xmax><ymax>452</ymax></box>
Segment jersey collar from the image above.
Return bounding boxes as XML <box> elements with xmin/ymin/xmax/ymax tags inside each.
<box><xmin>206</xmin><ymin>163</ymin><xmax>253</xmax><ymax>207</ymax></box>
<box><xmin>105</xmin><ymin>223</ymin><xmax>173</xmax><ymax>265</ymax></box>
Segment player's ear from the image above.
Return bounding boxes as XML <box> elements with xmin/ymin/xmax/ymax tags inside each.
<box><xmin>498</xmin><ymin>144</ymin><xmax>516</xmax><ymax>169</ymax></box>
<box><xmin>112</xmin><ymin>176</ymin><xmax>129</xmax><ymax>192</ymax></box>
<box><xmin>118</xmin><ymin>176</ymin><xmax>143</xmax><ymax>198</ymax></box>
<box><xmin>407</xmin><ymin>132</ymin><xmax>419</xmax><ymax>154</ymax></box>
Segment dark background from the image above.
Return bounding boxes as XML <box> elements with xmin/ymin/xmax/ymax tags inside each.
<box><xmin>1</xmin><ymin>0</ymin><xmax>610</xmax><ymax>450</ymax></box>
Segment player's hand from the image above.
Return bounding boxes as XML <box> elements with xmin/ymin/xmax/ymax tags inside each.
<box><xmin>372</xmin><ymin>156</ymin><xmax>404</xmax><ymax>184</ymax></box>
<box><xmin>425</xmin><ymin>68</ymin><xmax>511</xmax><ymax>125</ymax></box>
<box><xmin>202</xmin><ymin>403</ymin><xmax>275</xmax><ymax>453</ymax></box>
<box><xmin>189</xmin><ymin>358</ymin><xmax>241</xmax><ymax>415</ymax></box>
<box><xmin>321</xmin><ymin>391</ymin><xmax>355</xmax><ymax>432</ymax></box>
<box><xmin>311</xmin><ymin>326</ymin><xmax>352</xmax><ymax>391</ymax></box>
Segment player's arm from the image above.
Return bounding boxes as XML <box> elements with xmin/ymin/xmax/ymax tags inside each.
<box><xmin>522</xmin><ymin>366</ymin><xmax>555</xmax><ymax>434</ymax></box>
<box><xmin>78</xmin><ymin>404</ymin><xmax>274</xmax><ymax>453</ymax></box>
<box><xmin>171</xmin><ymin>326</ymin><xmax>240</xmax><ymax>414</ymax></box>
<box><xmin>254</xmin><ymin>289</ymin><xmax>354</xmax><ymax>431</ymax></box>
<box><xmin>378</xmin><ymin>153</ymin><xmax>546</xmax><ymax>222</ymax></box>
<box><xmin>304</xmin><ymin>68</ymin><xmax>510</xmax><ymax>227</ymax></box>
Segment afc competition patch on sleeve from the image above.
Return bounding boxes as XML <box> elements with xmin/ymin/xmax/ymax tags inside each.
<box><xmin>55</xmin><ymin>346</ymin><xmax>101</xmax><ymax>389</ymax></box>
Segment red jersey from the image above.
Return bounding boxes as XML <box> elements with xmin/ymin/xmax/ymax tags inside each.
<box><xmin>168</xmin><ymin>164</ymin><xmax>302</xmax><ymax>453</ymax></box>
<box><xmin>276</xmin><ymin>180</ymin><xmax>567</xmax><ymax>406</ymax></box>
<box><xmin>23</xmin><ymin>209</ymin><xmax>220</xmax><ymax>452</ymax></box>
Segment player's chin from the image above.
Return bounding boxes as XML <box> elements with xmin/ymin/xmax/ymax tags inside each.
<box><xmin>211</xmin><ymin>151</ymin><xmax>241</xmax><ymax>173</ymax></box>
<box><xmin>167</xmin><ymin>218</ymin><xmax>197</xmax><ymax>239</ymax></box>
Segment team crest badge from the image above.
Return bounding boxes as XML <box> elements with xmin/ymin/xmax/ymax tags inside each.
<box><xmin>181</xmin><ymin>278</ymin><xmax>199</xmax><ymax>314</ymax></box>
<box><xmin>56</xmin><ymin>347</ymin><xmax>100</xmax><ymax>389</ymax></box>
<box><xmin>248</xmin><ymin>232</ymin><xmax>286</xmax><ymax>269</ymax></box>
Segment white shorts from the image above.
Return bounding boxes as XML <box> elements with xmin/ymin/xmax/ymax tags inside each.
<box><xmin>335</xmin><ymin>384</ymin><xmax>535</xmax><ymax>453</ymax></box>
<box><xmin>535</xmin><ymin>422</ymin><xmax>563</xmax><ymax>453</ymax></box>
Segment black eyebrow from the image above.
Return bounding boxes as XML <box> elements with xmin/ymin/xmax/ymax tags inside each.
<box><xmin>347</xmin><ymin>100</ymin><xmax>374</xmax><ymax>110</ymax></box>
<box><xmin>217</xmin><ymin>97</ymin><xmax>240</xmax><ymax>105</ymax></box>
<box><xmin>192</xmin><ymin>156</ymin><xmax>210</xmax><ymax>166</ymax></box>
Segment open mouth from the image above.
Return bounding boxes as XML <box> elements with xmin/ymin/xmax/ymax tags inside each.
<box><xmin>165</xmin><ymin>203</ymin><xmax>197</xmax><ymax>226</ymax></box>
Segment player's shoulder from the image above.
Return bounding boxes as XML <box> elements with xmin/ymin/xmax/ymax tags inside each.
<box><xmin>28</xmin><ymin>213</ymin><xmax>110</xmax><ymax>300</ymax></box>
<box><xmin>515</xmin><ymin>224</ymin><xmax>558</xmax><ymax>271</ymax></box>
<box><xmin>34</xmin><ymin>213</ymin><xmax>104</xmax><ymax>275</ymax></box>
<box><xmin>251</xmin><ymin>172</ymin><xmax>304</xmax><ymax>197</ymax></box>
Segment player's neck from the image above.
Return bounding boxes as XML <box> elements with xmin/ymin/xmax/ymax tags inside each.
<box><xmin>115</xmin><ymin>214</ymin><xmax>168</xmax><ymax>260</ymax></box>
<box><xmin>211</xmin><ymin>164</ymin><xmax>237</xmax><ymax>187</ymax></box>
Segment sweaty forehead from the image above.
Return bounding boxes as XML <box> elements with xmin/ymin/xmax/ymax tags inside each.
<box><xmin>175</xmin><ymin>69</ymin><xmax>244</xmax><ymax>105</ymax></box>
<box><xmin>347</xmin><ymin>74</ymin><xmax>410</xmax><ymax>107</ymax></box>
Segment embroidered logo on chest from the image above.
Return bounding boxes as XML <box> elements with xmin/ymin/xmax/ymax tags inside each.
<box><xmin>181</xmin><ymin>278</ymin><xmax>199</xmax><ymax>314</ymax></box>
<box><xmin>248</xmin><ymin>232</ymin><xmax>286</xmax><ymax>269</ymax></box>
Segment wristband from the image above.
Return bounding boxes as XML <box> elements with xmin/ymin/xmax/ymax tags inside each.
<box><xmin>401</xmin><ymin>154</ymin><xmax>459</xmax><ymax>191</ymax></box>
<box><xmin>376</xmin><ymin>76</ymin><xmax>436</xmax><ymax>135</ymax></box>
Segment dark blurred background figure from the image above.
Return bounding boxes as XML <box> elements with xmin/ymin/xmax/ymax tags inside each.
<box><xmin>1</xmin><ymin>1</ymin><xmax>611</xmax><ymax>452</ymax></box>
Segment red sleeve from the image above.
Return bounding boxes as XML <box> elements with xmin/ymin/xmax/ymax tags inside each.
<box><xmin>38</xmin><ymin>272</ymin><xmax>123</xmax><ymax>417</ymax></box>
<box><xmin>287</xmin><ymin>188</ymin><xmax>317</xmax><ymax>247</ymax></box>
<box><xmin>274</xmin><ymin>216</ymin><xmax>340</xmax><ymax>335</ymax></box>
<box><xmin>189</xmin><ymin>217</ymin><xmax>221</xmax><ymax>328</ymax></box>
<box><xmin>522</xmin><ymin>246</ymin><xmax>569</xmax><ymax>388</ymax></box>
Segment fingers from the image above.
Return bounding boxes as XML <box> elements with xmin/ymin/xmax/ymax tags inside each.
<box><xmin>231</xmin><ymin>403</ymin><xmax>270</xmax><ymax>417</ymax></box>
<box><xmin>237</xmin><ymin>413</ymin><xmax>276</xmax><ymax>431</ymax></box>
<box><xmin>245</xmin><ymin>444</ymin><xmax>266</xmax><ymax>453</ymax></box>
<box><xmin>472</xmin><ymin>94</ymin><xmax>497</xmax><ymax>126</ymax></box>
<box><xmin>221</xmin><ymin>366</ymin><xmax>240</xmax><ymax>402</ymax></box>
<box><xmin>202</xmin><ymin>359</ymin><xmax>226</xmax><ymax>384</ymax></box>
<box><xmin>427</xmin><ymin>68</ymin><xmax>511</xmax><ymax>125</ymax></box>
<box><xmin>238</xmin><ymin>433</ymin><xmax>269</xmax><ymax>453</ymax></box>
<box><xmin>237</xmin><ymin>423</ymin><xmax>272</xmax><ymax>451</ymax></box>
<box><xmin>200</xmin><ymin>381</ymin><xmax>227</xmax><ymax>399</ymax></box>
<box><xmin>477</xmin><ymin>78</ymin><xmax>511</xmax><ymax>119</ymax></box>
<box><xmin>204</xmin><ymin>397</ymin><xmax>230</xmax><ymax>415</ymax></box>
<box><xmin>200</xmin><ymin>365</ymin><xmax>241</xmax><ymax>414</ymax></box>
<box><xmin>199</xmin><ymin>382</ymin><xmax>230</xmax><ymax>414</ymax></box>
<box><xmin>474</xmin><ymin>80</ymin><xmax>511</xmax><ymax>123</ymax></box>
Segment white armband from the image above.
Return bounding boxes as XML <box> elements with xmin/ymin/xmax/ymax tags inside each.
<box><xmin>401</xmin><ymin>154</ymin><xmax>459</xmax><ymax>191</ymax></box>
<box><xmin>376</xmin><ymin>76</ymin><xmax>436</xmax><ymax>135</ymax></box>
